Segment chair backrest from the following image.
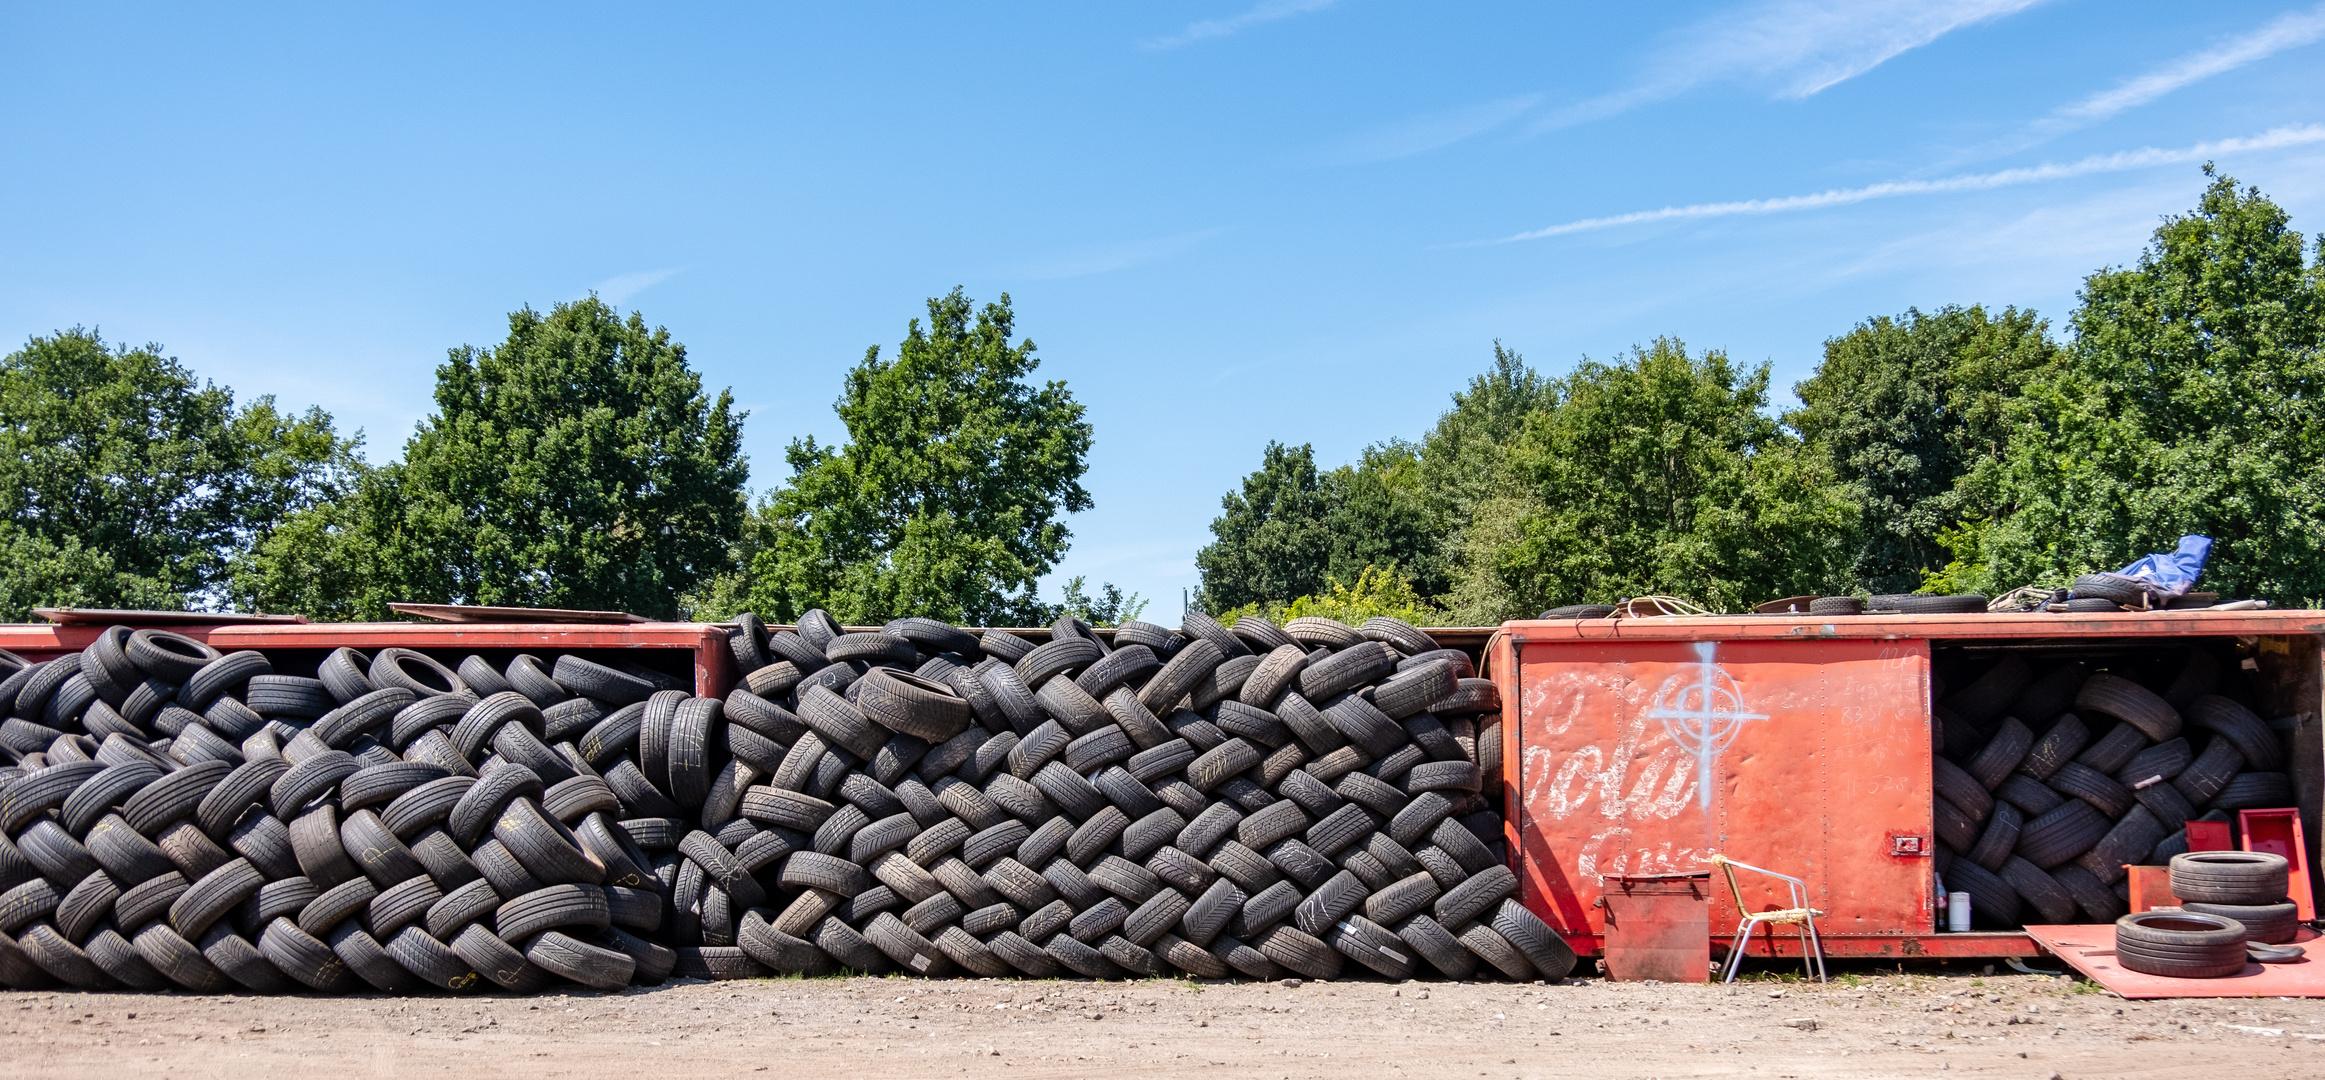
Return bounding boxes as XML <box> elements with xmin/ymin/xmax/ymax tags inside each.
<box><xmin>1708</xmin><ymin>852</ymin><xmax>1809</xmax><ymax>913</ymax></box>
<box><xmin>1708</xmin><ymin>853</ymin><xmax>1749</xmax><ymax>911</ymax></box>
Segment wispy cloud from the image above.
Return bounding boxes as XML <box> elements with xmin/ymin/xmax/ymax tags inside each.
<box><xmin>1541</xmin><ymin>0</ymin><xmax>2049</xmax><ymax>129</ymax></box>
<box><xmin>1485</xmin><ymin>124</ymin><xmax>2325</xmax><ymax>242</ymax></box>
<box><xmin>1142</xmin><ymin>0</ymin><xmax>1336</xmax><ymax>50</ymax></box>
<box><xmin>591</xmin><ymin>267</ymin><xmax>682</xmax><ymax>304</ymax></box>
<box><xmin>1008</xmin><ymin>229</ymin><xmax>1224</xmax><ymax>280</ymax></box>
<box><xmin>1333</xmin><ymin>94</ymin><xmax>1544</xmax><ymax>163</ymax></box>
<box><xmin>2053</xmin><ymin>5</ymin><xmax>2325</xmax><ymax>128</ymax></box>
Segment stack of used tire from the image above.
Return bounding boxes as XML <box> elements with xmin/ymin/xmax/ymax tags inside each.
<box><xmin>0</xmin><ymin>609</ymin><xmax>1565</xmax><ymax>995</ymax></box>
<box><xmin>1928</xmin><ymin>649</ymin><xmax>2294</xmax><ymax>930</ymax></box>
<box><xmin>2114</xmin><ymin>851</ymin><xmax>2296</xmax><ymax>978</ymax></box>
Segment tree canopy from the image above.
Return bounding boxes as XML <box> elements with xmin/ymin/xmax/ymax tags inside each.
<box><xmin>0</xmin><ymin>329</ymin><xmax>357</xmax><ymax>619</ymax></box>
<box><xmin>721</xmin><ymin>289</ymin><xmax>1096</xmax><ymax>625</ymax></box>
<box><xmin>1950</xmin><ymin>168</ymin><xmax>2325</xmax><ymax>603</ymax></box>
<box><xmin>1788</xmin><ymin>305</ymin><xmax>2059</xmax><ymax>595</ymax></box>
<box><xmin>242</xmin><ymin>298</ymin><xmax>747</xmax><ymax>619</ymax></box>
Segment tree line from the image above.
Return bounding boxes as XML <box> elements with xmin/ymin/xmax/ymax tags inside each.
<box><xmin>1196</xmin><ymin>168</ymin><xmax>2325</xmax><ymax>621</ymax></box>
<box><xmin>0</xmin><ymin>288</ymin><xmax>1135</xmax><ymax>626</ymax></box>
<box><xmin>8</xmin><ymin>168</ymin><xmax>2316</xmax><ymax>627</ymax></box>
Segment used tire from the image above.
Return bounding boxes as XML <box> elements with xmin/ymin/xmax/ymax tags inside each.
<box><xmin>2113</xmin><ymin>911</ymin><xmax>2248</xmax><ymax>979</ymax></box>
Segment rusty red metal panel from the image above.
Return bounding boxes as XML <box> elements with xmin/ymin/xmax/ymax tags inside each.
<box><xmin>1506</xmin><ymin>636</ymin><xmax>1935</xmax><ymax>955</ymax></box>
<box><xmin>1601</xmin><ymin>875</ymin><xmax>1710</xmax><ymax>982</ymax></box>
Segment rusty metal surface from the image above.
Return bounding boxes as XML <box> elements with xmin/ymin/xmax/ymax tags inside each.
<box><xmin>2028</xmin><ymin>924</ymin><xmax>2325</xmax><ymax>999</ymax></box>
<box><xmin>1505</xmin><ymin>636</ymin><xmax>1934</xmax><ymax>953</ymax></box>
<box><xmin>1601</xmin><ymin>875</ymin><xmax>1711</xmax><ymax>982</ymax></box>
<box><xmin>1495</xmin><ymin>609</ymin><xmax>2325</xmax><ymax>960</ymax></box>
<box><xmin>387</xmin><ymin>603</ymin><xmax>647</xmax><ymax>623</ymax></box>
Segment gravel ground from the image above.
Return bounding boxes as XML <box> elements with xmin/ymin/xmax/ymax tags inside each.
<box><xmin>4</xmin><ymin>966</ymin><xmax>2323</xmax><ymax>1079</ymax></box>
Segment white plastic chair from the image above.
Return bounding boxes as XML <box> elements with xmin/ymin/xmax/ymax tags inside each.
<box><xmin>1711</xmin><ymin>853</ymin><xmax>1827</xmax><ymax>984</ymax></box>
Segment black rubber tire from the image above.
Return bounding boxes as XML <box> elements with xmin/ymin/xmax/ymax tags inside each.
<box><xmin>1940</xmin><ymin>857</ymin><xmax>2021</xmax><ymax>929</ymax></box>
<box><xmin>1966</xmin><ymin>801</ymin><xmax>2022</xmax><ymax>872</ymax></box>
<box><xmin>2015</xmin><ymin>800</ymin><xmax>2110</xmax><ymax>869</ymax></box>
<box><xmin>1966</xmin><ymin>718</ymin><xmax>2034</xmax><ymax>789</ymax></box>
<box><xmin>2047</xmin><ymin>761</ymin><xmax>2133</xmax><ymax>818</ymax></box>
<box><xmin>857</xmin><ymin>669</ymin><xmax>971</xmax><ymax>743</ymax></box>
<box><xmin>1931</xmin><ymin>757</ymin><xmax>1991</xmax><ymax>823</ymax></box>
<box><xmin>2016</xmin><ymin>713</ymin><xmax>2088</xmax><ymax>780</ymax></box>
<box><xmin>60</xmin><ymin>760</ymin><xmax>166</xmax><ymax>835</ymax></box>
<box><xmin>172</xmin><ymin>858</ymin><xmax>265</xmax><ymax>939</ymax></box>
<box><xmin>502</xmin><ymin>654</ymin><xmax>566</xmax><ymax>709</ymax></box>
<box><xmin>131</xmin><ymin>923</ymin><xmax>232</xmax><ymax>991</ymax></box>
<box><xmin>178</xmin><ymin>651</ymin><xmax>272</xmax><ymax>712</ymax></box>
<box><xmin>451</xmin><ymin>921</ymin><xmax>555</xmax><ymax>991</ymax></box>
<box><xmin>484</xmin><ymin>796</ymin><xmax>603</xmax><ymax>887</ymax></box>
<box><xmin>2074</xmin><ymin>806</ymin><xmax>2167</xmax><ymax>886</ymax></box>
<box><xmin>2169</xmin><ymin>851</ymin><xmax>2290</xmax><ymax>904</ymax></box>
<box><xmin>1997</xmin><ymin>856</ymin><xmax>2077</xmax><ymax>924</ymax></box>
<box><xmin>1436</xmin><ymin>864</ymin><xmax>1517</xmax><ymax>926</ymax></box>
<box><xmin>259</xmin><ymin>916</ymin><xmax>354</xmax><ymax>990</ymax></box>
<box><xmin>2172</xmin><ymin>737</ymin><xmax>2244</xmax><ymax>806</ymax></box>
<box><xmin>2181</xmin><ymin>900</ymin><xmax>2298</xmax><ymax>944</ymax></box>
<box><xmin>2077</xmin><ymin>673</ymin><xmax>2181</xmax><ymax>741</ymax></box>
<box><xmin>1455</xmin><ymin>921</ymin><xmax>1533</xmax><ymax>980</ymax></box>
<box><xmin>2069</xmin><ymin>572</ymin><xmax>2150</xmax><ymax>605</ymax></box>
<box><xmin>2208</xmin><ymin>771</ymin><xmax>2295</xmax><ymax>812</ymax></box>
<box><xmin>524</xmin><ymin>929</ymin><xmax>634</xmax><ymax>990</ymax></box>
<box><xmin>2051</xmin><ymin>863</ymin><xmax>2127</xmax><ymax>923</ymax></box>
<box><xmin>1932</xmin><ymin>796</ymin><xmax>1977</xmax><ymax>854</ymax></box>
<box><xmin>2113</xmin><ymin>911</ymin><xmax>2248</xmax><ymax>978</ymax></box>
<box><xmin>1994</xmin><ymin>773</ymin><xmax>2066</xmax><ymax>817</ymax></box>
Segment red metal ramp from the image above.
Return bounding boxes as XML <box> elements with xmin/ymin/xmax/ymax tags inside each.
<box><xmin>2025</xmin><ymin>924</ymin><xmax>2325</xmax><ymax>999</ymax></box>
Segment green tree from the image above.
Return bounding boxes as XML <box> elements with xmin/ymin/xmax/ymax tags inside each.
<box><xmin>243</xmin><ymin>298</ymin><xmax>747</xmax><ymax>620</ymax></box>
<box><xmin>1956</xmin><ymin>168</ymin><xmax>2325</xmax><ymax>603</ymax></box>
<box><xmin>1197</xmin><ymin>343</ymin><xmax>1544</xmax><ymax>618</ymax></box>
<box><xmin>1788</xmin><ymin>306</ymin><xmax>2059</xmax><ymax>594</ymax></box>
<box><xmin>729</xmin><ymin>289</ymin><xmax>1093</xmax><ymax>625</ymax></box>
<box><xmin>0</xmin><ymin>329</ymin><xmax>358</xmax><ymax>619</ymax></box>
<box><xmin>1484</xmin><ymin>338</ymin><xmax>1856</xmax><ymax>614</ymax></box>
<box><xmin>1195</xmin><ymin>441</ymin><xmax>1336</xmax><ymax>612</ymax></box>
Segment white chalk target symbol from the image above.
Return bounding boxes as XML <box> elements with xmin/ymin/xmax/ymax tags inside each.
<box><xmin>1645</xmin><ymin>642</ymin><xmax>1767</xmax><ymax>808</ymax></box>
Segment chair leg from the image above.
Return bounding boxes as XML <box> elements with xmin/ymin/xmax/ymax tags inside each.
<box><xmin>1722</xmin><ymin>918</ymin><xmax>1756</xmax><ymax>984</ymax></box>
<box><xmin>1802</xmin><ymin>915</ymin><xmax>1827</xmax><ymax>983</ymax></box>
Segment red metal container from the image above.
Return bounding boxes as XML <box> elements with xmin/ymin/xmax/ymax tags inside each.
<box><xmin>1491</xmin><ymin>609</ymin><xmax>2325</xmax><ymax>960</ymax></box>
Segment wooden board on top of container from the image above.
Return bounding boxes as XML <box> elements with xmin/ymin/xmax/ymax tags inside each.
<box><xmin>389</xmin><ymin>603</ymin><xmax>647</xmax><ymax>624</ymax></box>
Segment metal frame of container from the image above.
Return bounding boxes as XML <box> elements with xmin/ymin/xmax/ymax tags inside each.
<box><xmin>1490</xmin><ymin>609</ymin><xmax>2325</xmax><ymax>961</ymax></box>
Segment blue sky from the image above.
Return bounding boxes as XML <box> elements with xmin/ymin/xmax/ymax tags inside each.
<box><xmin>6</xmin><ymin>2</ymin><xmax>2323</xmax><ymax>619</ymax></box>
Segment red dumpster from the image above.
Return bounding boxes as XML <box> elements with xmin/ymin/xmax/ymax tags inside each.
<box><xmin>1490</xmin><ymin>610</ymin><xmax>2325</xmax><ymax>961</ymax></box>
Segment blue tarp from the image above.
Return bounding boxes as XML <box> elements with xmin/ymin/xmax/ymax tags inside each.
<box><xmin>2113</xmin><ymin>535</ymin><xmax>2213</xmax><ymax>596</ymax></box>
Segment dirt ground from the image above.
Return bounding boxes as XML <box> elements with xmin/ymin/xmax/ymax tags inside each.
<box><xmin>4</xmin><ymin>963</ymin><xmax>2323</xmax><ymax>1080</ymax></box>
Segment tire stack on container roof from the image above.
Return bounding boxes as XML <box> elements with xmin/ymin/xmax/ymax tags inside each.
<box><xmin>1931</xmin><ymin>647</ymin><xmax>2294</xmax><ymax>930</ymax></box>
<box><xmin>0</xmin><ymin>608</ymin><xmax>1570</xmax><ymax>994</ymax></box>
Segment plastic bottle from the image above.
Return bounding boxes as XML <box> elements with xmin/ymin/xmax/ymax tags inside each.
<box><xmin>1947</xmin><ymin>891</ymin><xmax>1972</xmax><ymax>933</ymax></box>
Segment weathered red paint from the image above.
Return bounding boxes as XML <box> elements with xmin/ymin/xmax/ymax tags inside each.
<box><xmin>1494</xmin><ymin>609</ymin><xmax>2325</xmax><ymax>960</ymax></box>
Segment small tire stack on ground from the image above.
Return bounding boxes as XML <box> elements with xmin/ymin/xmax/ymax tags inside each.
<box><xmin>0</xmin><ymin>609</ymin><xmax>1564</xmax><ymax>995</ymax></box>
<box><xmin>1927</xmin><ymin>648</ymin><xmax>2294</xmax><ymax>931</ymax></box>
<box><xmin>2165</xmin><ymin>851</ymin><xmax>2297</xmax><ymax>945</ymax></box>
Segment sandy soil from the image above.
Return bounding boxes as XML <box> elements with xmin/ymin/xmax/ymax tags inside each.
<box><xmin>4</xmin><ymin>965</ymin><xmax>2322</xmax><ymax>1080</ymax></box>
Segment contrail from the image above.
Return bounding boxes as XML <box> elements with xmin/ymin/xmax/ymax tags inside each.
<box><xmin>1488</xmin><ymin>124</ymin><xmax>2325</xmax><ymax>243</ymax></box>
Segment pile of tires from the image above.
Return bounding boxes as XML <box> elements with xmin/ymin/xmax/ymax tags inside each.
<box><xmin>1928</xmin><ymin>649</ymin><xmax>2293</xmax><ymax>930</ymax></box>
<box><xmin>0</xmin><ymin>609</ymin><xmax>1567</xmax><ymax>994</ymax></box>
